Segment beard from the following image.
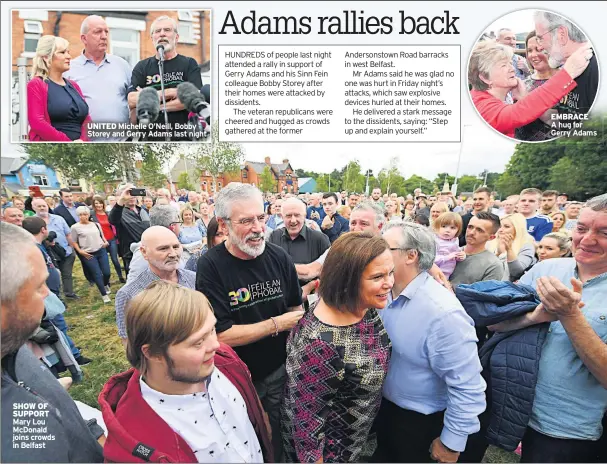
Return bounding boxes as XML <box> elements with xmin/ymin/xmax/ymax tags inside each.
<box><xmin>228</xmin><ymin>227</ymin><xmax>265</xmax><ymax>258</ymax></box>
<box><xmin>164</xmin><ymin>353</ymin><xmax>213</xmax><ymax>384</ymax></box>
<box><xmin>1</xmin><ymin>304</ymin><xmax>41</xmax><ymax>358</ymax></box>
<box><xmin>546</xmin><ymin>44</ymin><xmax>565</xmax><ymax>69</ymax></box>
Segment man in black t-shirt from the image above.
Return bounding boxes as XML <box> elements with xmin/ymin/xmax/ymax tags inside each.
<box><xmin>534</xmin><ymin>11</ymin><xmax>598</xmax><ymax>115</ymax></box>
<box><xmin>196</xmin><ymin>183</ymin><xmax>303</xmax><ymax>461</ymax></box>
<box><xmin>127</xmin><ymin>15</ymin><xmax>202</xmax><ymax>141</ymax></box>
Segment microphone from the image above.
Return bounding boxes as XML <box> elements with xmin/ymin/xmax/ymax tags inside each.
<box><xmin>156</xmin><ymin>43</ymin><xmax>165</xmax><ymax>61</ymax></box>
<box><xmin>136</xmin><ymin>87</ymin><xmax>160</xmax><ymax>125</ymax></box>
<box><xmin>177</xmin><ymin>82</ymin><xmax>209</xmax><ymax>118</ymax></box>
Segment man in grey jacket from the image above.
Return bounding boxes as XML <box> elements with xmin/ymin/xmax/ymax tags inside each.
<box><xmin>1</xmin><ymin>222</ymin><xmax>104</xmax><ymax>462</ymax></box>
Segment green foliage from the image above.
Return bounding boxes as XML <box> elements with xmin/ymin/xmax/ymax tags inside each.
<box><xmin>259</xmin><ymin>166</ymin><xmax>277</xmax><ymax>193</ymax></box>
<box><xmin>177</xmin><ymin>172</ymin><xmax>194</xmax><ymax>191</ymax></box>
<box><xmin>402</xmin><ymin>174</ymin><xmax>434</xmax><ymax>195</ymax></box>
<box><xmin>341</xmin><ymin>160</ymin><xmax>366</xmax><ymax>193</ymax></box>
<box><xmin>496</xmin><ymin>114</ymin><xmax>607</xmax><ymax>200</ymax></box>
<box><xmin>139</xmin><ymin>155</ymin><xmax>167</xmax><ymax>188</ymax></box>
<box><xmin>192</xmin><ymin>124</ymin><xmax>244</xmax><ymax>189</ymax></box>
<box><xmin>24</xmin><ymin>143</ymin><xmax>176</xmax><ymax>184</ymax></box>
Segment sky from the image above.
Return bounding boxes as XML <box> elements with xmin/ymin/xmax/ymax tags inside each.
<box><xmin>2</xmin><ymin>2</ymin><xmax>605</xmax><ymax>182</ymax></box>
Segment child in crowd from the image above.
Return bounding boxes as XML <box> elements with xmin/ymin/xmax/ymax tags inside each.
<box><xmin>432</xmin><ymin>212</ymin><xmax>465</xmax><ymax>279</ymax></box>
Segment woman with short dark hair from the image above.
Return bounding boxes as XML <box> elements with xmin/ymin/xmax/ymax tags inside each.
<box><xmin>281</xmin><ymin>232</ymin><xmax>394</xmax><ymax>463</ymax></box>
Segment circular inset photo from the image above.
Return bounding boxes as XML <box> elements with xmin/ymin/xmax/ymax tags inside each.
<box><xmin>467</xmin><ymin>9</ymin><xmax>599</xmax><ymax>142</ymax></box>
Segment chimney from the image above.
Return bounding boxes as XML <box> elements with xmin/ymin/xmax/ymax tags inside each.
<box><xmin>282</xmin><ymin>159</ymin><xmax>289</xmax><ymax>164</ymax></box>
<box><xmin>264</xmin><ymin>157</ymin><xmax>271</xmax><ymax>165</ymax></box>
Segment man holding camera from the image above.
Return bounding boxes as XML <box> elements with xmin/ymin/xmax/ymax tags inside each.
<box><xmin>109</xmin><ymin>185</ymin><xmax>150</xmax><ymax>274</ymax></box>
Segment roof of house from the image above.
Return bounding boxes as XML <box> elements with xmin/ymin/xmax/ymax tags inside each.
<box><xmin>1</xmin><ymin>157</ymin><xmax>27</xmax><ymax>175</ymax></box>
<box><xmin>247</xmin><ymin>162</ymin><xmax>277</xmax><ymax>176</ymax></box>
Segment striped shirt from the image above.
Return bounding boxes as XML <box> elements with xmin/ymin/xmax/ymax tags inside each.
<box><xmin>115</xmin><ymin>268</ymin><xmax>196</xmax><ymax>338</ymax></box>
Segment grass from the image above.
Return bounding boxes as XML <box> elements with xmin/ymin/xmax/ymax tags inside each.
<box><xmin>61</xmin><ymin>262</ymin><xmax>519</xmax><ymax>463</ymax></box>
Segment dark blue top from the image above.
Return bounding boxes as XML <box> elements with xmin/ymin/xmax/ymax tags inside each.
<box><xmin>37</xmin><ymin>243</ymin><xmax>61</xmax><ymax>296</ymax></box>
<box><xmin>46</xmin><ymin>79</ymin><xmax>89</xmax><ymax>141</ymax></box>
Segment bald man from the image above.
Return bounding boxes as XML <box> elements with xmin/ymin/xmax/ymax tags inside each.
<box><xmin>114</xmin><ymin>226</ymin><xmax>196</xmax><ymax>343</ymax></box>
<box><xmin>64</xmin><ymin>14</ymin><xmax>132</xmax><ymax>141</ymax></box>
<box><xmin>269</xmin><ymin>198</ymin><xmax>330</xmax><ymax>281</ymax></box>
<box><xmin>2</xmin><ymin>207</ymin><xmax>24</xmax><ymax>227</ymax></box>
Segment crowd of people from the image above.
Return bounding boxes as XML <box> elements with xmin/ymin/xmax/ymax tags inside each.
<box><xmin>1</xmin><ymin>180</ymin><xmax>606</xmax><ymax>463</ymax></box>
<box><xmin>26</xmin><ymin>14</ymin><xmax>204</xmax><ymax>142</ymax></box>
<box><xmin>469</xmin><ymin>11</ymin><xmax>598</xmax><ymax>141</ymax></box>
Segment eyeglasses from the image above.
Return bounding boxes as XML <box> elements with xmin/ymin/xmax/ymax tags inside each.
<box><xmin>228</xmin><ymin>214</ymin><xmax>266</xmax><ymax>227</ymax></box>
<box><xmin>169</xmin><ymin>221</ymin><xmax>183</xmax><ymax>227</ymax></box>
<box><xmin>536</xmin><ymin>27</ymin><xmax>559</xmax><ymax>45</ymax></box>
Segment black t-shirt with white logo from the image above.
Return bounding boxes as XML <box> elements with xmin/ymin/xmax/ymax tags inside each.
<box><xmin>196</xmin><ymin>242</ymin><xmax>302</xmax><ymax>381</ymax></box>
<box><xmin>556</xmin><ymin>54</ymin><xmax>598</xmax><ymax>115</ymax></box>
<box><xmin>130</xmin><ymin>54</ymin><xmax>202</xmax><ymax>140</ymax></box>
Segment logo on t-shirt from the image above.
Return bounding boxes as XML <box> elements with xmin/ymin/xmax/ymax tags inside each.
<box><xmin>228</xmin><ymin>280</ymin><xmax>283</xmax><ymax>310</ymax></box>
<box><xmin>145</xmin><ymin>71</ymin><xmax>185</xmax><ymax>86</ymax></box>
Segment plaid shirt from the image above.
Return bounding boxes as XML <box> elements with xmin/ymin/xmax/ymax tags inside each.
<box><xmin>115</xmin><ymin>268</ymin><xmax>196</xmax><ymax>338</ymax></box>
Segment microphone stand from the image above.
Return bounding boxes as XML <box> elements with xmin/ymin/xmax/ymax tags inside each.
<box><xmin>157</xmin><ymin>47</ymin><xmax>170</xmax><ymax>142</ymax></box>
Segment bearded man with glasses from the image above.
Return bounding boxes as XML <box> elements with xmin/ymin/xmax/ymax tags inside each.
<box><xmin>533</xmin><ymin>10</ymin><xmax>598</xmax><ymax>115</ymax></box>
<box><xmin>196</xmin><ymin>182</ymin><xmax>304</xmax><ymax>461</ymax></box>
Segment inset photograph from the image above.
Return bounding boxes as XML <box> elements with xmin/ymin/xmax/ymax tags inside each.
<box><xmin>11</xmin><ymin>9</ymin><xmax>211</xmax><ymax>143</ymax></box>
<box><xmin>467</xmin><ymin>9</ymin><xmax>598</xmax><ymax>142</ymax></box>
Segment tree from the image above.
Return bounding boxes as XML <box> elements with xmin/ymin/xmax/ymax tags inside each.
<box><xmin>402</xmin><ymin>175</ymin><xmax>434</xmax><ymax>195</ymax></box>
<box><xmin>433</xmin><ymin>172</ymin><xmax>456</xmax><ymax>190</ymax></box>
<box><xmin>377</xmin><ymin>157</ymin><xmax>405</xmax><ymax>195</ymax></box>
<box><xmin>315</xmin><ymin>174</ymin><xmax>330</xmax><ymax>192</ymax></box>
<box><xmin>495</xmin><ymin>114</ymin><xmax>607</xmax><ymax>200</ymax></box>
<box><xmin>259</xmin><ymin>166</ymin><xmax>277</xmax><ymax>193</ymax></box>
<box><xmin>24</xmin><ymin>143</ymin><xmax>176</xmax><ymax>185</ymax></box>
<box><xmin>192</xmin><ymin>123</ymin><xmax>244</xmax><ymax>193</ymax></box>
<box><xmin>455</xmin><ymin>175</ymin><xmax>481</xmax><ymax>194</ymax></box>
<box><xmin>139</xmin><ymin>155</ymin><xmax>167</xmax><ymax>188</ymax></box>
<box><xmin>341</xmin><ymin>160</ymin><xmax>366</xmax><ymax>193</ymax></box>
<box><xmin>177</xmin><ymin>172</ymin><xmax>194</xmax><ymax>191</ymax></box>
<box><xmin>295</xmin><ymin>168</ymin><xmax>317</xmax><ymax>178</ymax></box>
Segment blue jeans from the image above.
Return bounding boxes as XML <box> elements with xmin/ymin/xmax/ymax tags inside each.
<box><xmin>107</xmin><ymin>238</ymin><xmax>124</xmax><ymax>280</ymax></box>
<box><xmin>50</xmin><ymin>314</ymin><xmax>80</xmax><ymax>358</ymax></box>
<box><xmin>80</xmin><ymin>248</ymin><xmax>111</xmax><ymax>296</ymax></box>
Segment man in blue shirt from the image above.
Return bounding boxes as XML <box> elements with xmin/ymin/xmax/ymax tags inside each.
<box><xmin>493</xmin><ymin>193</ymin><xmax>607</xmax><ymax>462</ymax></box>
<box><xmin>64</xmin><ymin>15</ymin><xmax>132</xmax><ymax>141</ymax></box>
<box><xmin>518</xmin><ymin>188</ymin><xmax>553</xmax><ymax>242</ymax></box>
<box><xmin>32</xmin><ymin>198</ymin><xmax>80</xmax><ymax>300</ymax></box>
<box><xmin>374</xmin><ymin>221</ymin><xmax>486</xmax><ymax>463</ymax></box>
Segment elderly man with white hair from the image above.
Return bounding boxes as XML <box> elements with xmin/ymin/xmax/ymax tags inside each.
<box><xmin>268</xmin><ymin>197</ymin><xmax>330</xmax><ymax>280</ymax></box>
<box><xmin>373</xmin><ymin>222</ymin><xmax>486</xmax><ymax>463</ymax></box>
<box><xmin>127</xmin><ymin>15</ymin><xmax>202</xmax><ymax>140</ymax></box>
<box><xmin>196</xmin><ymin>183</ymin><xmax>304</xmax><ymax>460</ymax></box>
<box><xmin>64</xmin><ymin>15</ymin><xmax>132</xmax><ymax>141</ymax></box>
<box><xmin>534</xmin><ymin>10</ymin><xmax>597</xmax><ymax>115</ymax></box>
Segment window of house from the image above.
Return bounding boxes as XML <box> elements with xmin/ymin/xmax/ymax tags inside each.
<box><xmin>33</xmin><ymin>175</ymin><xmax>49</xmax><ymax>186</ymax></box>
<box><xmin>70</xmin><ymin>179</ymin><xmax>80</xmax><ymax>187</ymax></box>
<box><xmin>242</xmin><ymin>171</ymin><xmax>248</xmax><ymax>178</ymax></box>
<box><xmin>177</xmin><ymin>10</ymin><xmax>196</xmax><ymax>43</ymax></box>
<box><xmin>109</xmin><ymin>28</ymin><xmax>140</xmax><ymax>66</ymax></box>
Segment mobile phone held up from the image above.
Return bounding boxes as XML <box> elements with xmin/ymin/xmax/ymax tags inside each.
<box><xmin>130</xmin><ymin>188</ymin><xmax>146</xmax><ymax>196</ymax></box>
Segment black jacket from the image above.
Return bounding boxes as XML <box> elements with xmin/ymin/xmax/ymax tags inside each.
<box><xmin>53</xmin><ymin>201</ymin><xmax>87</xmax><ymax>227</ymax></box>
<box><xmin>1</xmin><ymin>346</ymin><xmax>104</xmax><ymax>462</ymax></box>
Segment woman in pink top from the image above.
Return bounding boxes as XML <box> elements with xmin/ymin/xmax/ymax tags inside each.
<box><xmin>27</xmin><ymin>35</ymin><xmax>91</xmax><ymax>142</ymax></box>
<box><xmin>468</xmin><ymin>41</ymin><xmax>592</xmax><ymax>138</ymax></box>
